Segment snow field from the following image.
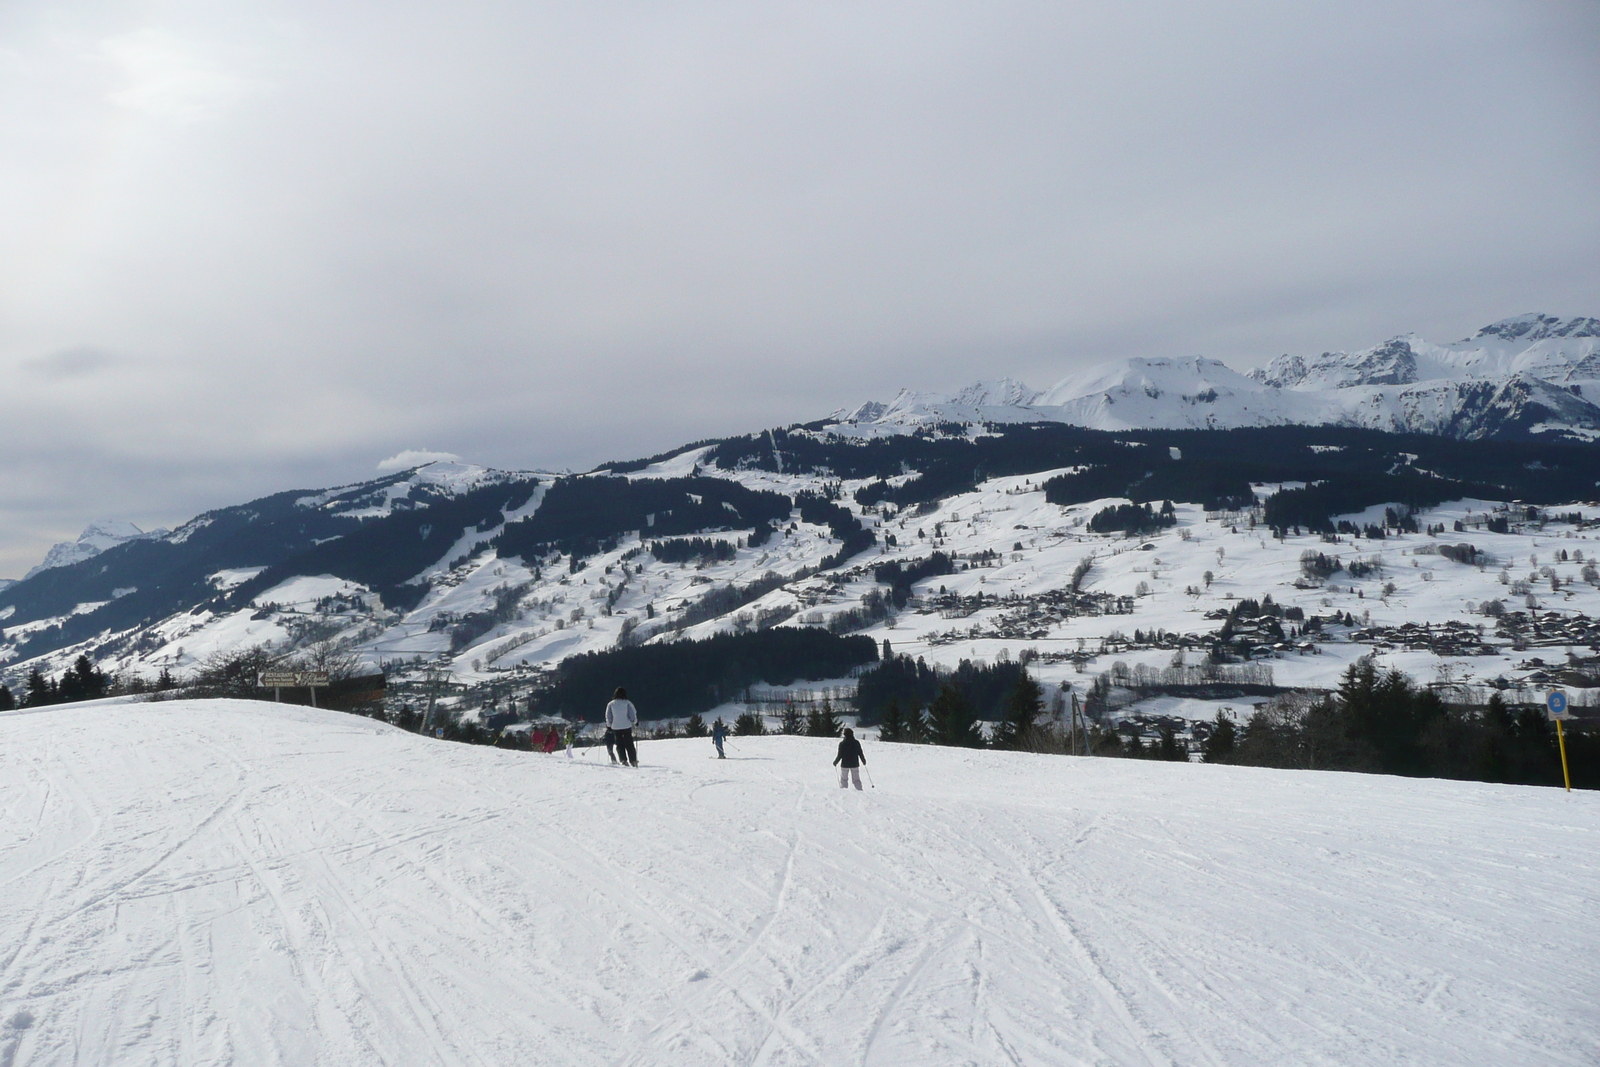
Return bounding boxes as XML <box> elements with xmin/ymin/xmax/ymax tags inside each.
<box><xmin>2</xmin><ymin>700</ymin><xmax>1596</xmax><ymax>1066</ymax></box>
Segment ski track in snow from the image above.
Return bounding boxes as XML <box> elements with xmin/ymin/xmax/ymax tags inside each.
<box><xmin>2</xmin><ymin>700</ymin><xmax>1597</xmax><ymax>1067</ymax></box>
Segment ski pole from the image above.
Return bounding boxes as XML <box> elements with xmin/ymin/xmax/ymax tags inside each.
<box><xmin>865</xmin><ymin>765</ymin><xmax>875</xmax><ymax>789</ymax></box>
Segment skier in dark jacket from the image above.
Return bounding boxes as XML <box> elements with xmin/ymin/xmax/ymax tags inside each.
<box><xmin>833</xmin><ymin>728</ymin><xmax>866</xmax><ymax>790</ymax></box>
<box><xmin>711</xmin><ymin>719</ymin><xmax>728</xmax><ymax>759</ymax></box>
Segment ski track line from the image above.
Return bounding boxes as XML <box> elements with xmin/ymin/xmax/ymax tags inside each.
<box><xmin>858</xmin><ymin>921</ymin><xmax>963</xmax><ymax>1067</ymax></box>
<box><xmin>1005</xmin><ymin>819</ymin><xmax>1234</xmax><ymax>1067</ymax></box>
<box><xmin>0</xmin><ymin>749</ymin><xmax>99</xmax><ymax>890</ymax></box>
<box><xmin>550</xmin><ymin>833</ymin><xmax>827</xmax><ymax>1067</ymax></box>
<box><xmin>303</xmin><ymin>845</ymin><xmax>479</xmax><ymax>1067</ymax></box>
<box><xmin>746</xmin><ymin>905</ymin><xmax>904</xmax><ymax>1067</ymax></box>
<box><xmin>222</xmin><ymin>814</ymin><xmax>392</xmax><ymax>1067</ymax></box>
<box><xmin>206</xmin><ymin>734</ymin><xmax>439</xmax><ymax>1066</ymax></box>
<box><xmin>448</xmin><ymin>758</ymin><xmax>825</xmax><ymax>1067</ymax></box>
<box><xmin>292</xmin><ymin>778</ymin><xmax>584</xmax><ymax>1061</ymax></box>
<box><xmin>965</xmin><ymin>812</ymin><xmax>1174</xmax><ymax>1067</ymax></box>
<box><xmin>716</xmin><ymin>819</ymin><xmax>803</xmax><ymax>981</ymax></box>
<box><xmin>487</xmin><ymin>828</ymin><xmax>758</xmax><ymax>1067</ymax></box>
<box><xmin>1019</xmin><ymin>861</ymin><xmax>1215</xmax><ymax>1067</ymax></box>
<box><xmin>0</xmin><ymin>757</ymin><xmax>105</xmax><ymax>989</ymax></box>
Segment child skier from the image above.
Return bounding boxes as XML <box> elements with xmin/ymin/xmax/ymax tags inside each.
<box><xmin>833</xmin><ymin>727</ymin><xmax>866</xmax><ymax>790</ymax></box>
<box><xmin>711</xmin><ymin>718</ymin><xmax>728</xmax><ymax>758</ymax></box>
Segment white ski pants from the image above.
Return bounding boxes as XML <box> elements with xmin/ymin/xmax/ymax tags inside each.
<box><xmin>839</xmin><ymin>766</ymin><xmax>862</xmax><ymax>790</ymax></box>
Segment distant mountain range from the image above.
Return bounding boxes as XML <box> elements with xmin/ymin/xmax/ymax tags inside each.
<box><xmin>833</xmin><ymin>314</ymin><xmax>1600</xmax><ymax>441</ymax></box>
<box><xmin>5</xmin><ymin>313</ymin><xmax>1600</xmax><ymax>702</ymax></box>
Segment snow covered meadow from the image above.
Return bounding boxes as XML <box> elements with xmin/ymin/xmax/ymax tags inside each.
<box><xmin>3</xmin><ymin>699</ymin><xmax>1596</xmax><ymax>1066</ymax></box>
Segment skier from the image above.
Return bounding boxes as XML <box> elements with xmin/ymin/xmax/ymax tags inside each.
<box><xmin>605</xmin><ymin>687</ymin><xmax>640</xmax><ymax>767</ymax></box>
<box><xmin>564</xmin><ymin>723</ymin><xmax>576</xmax><ymax>758</ymax></box>
<box><xmin>603</xmin><ymin>726</ymin><xmax>617</xmax><ymax>764</ymax></box>
<box><xmin>711</xmin><ymin>718</ymin><xmax>728</xmax><ymax>759</ymax></box>
<box><xmin>833</xmin><ymin>727</ymin><xmax>866</xmax><ymax>790</ymax></box>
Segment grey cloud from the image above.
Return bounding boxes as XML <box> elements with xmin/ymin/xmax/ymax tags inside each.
<box><xmin>24</xmin><ymin>346</ymin><xmax>122</xmax><ymax>379</ymax></box>
<box><xmin>1</xmin><ymin>0</ymin><xmax>1598</xmax><ymax>573</ymax></box>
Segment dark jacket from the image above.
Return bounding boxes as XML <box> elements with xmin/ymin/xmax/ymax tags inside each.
<box><xmin>833</xmin><ymin>737</ymin><xmax>865</xmax><ymax>768</ymax></box>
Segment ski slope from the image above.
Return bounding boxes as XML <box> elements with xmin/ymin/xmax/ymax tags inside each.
<box><xmin>2</xmin><ymin>700</ymin><xmax>1596</xmax><ymax>1067</ymax></box>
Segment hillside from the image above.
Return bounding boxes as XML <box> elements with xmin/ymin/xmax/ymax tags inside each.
<box><xmin>3</xmin><ymin>421</ymin><xmax>1600</xmax><ymax>734</ymax></box>
<box><xmin>1</xmin><ymin>698</ymin><xmax>1594</xmax><ymax>1066</ymax></box>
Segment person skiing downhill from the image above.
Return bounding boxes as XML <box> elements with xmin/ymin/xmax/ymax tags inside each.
<box><xmin>711</xmin><ymin>718</ymin><xmax>728</xmax><ymax>759</ymax></box>
<box><xmin>605</xmin><ymin>687</ymin><xmax>640</xmax><ymax>767</ymax></box>
<box><xmin>833</xmin><ymin>727</ymin><xmax>866</xmax><ymax>790</ymax></box>
<box><xmin>603</xmin><ymin>726</ymin><xmax>617</xmax><ymax>763</ymax></box>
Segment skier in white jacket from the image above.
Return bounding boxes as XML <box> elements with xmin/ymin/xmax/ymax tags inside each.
<box><xmin>605</xmin><ymin>687</ymin><xmax>640</xmax><ymax>767</ymax></box>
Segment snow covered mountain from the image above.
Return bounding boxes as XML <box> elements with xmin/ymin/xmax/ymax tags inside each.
<box><xmin>835</xmin><ymin>314</ymin><xmax>1600</xmax><ymax>440</ymax></box>
<box><xmin>22</xmin><ymin>519</ymin><xmax>169</xmax><ymax>580</ymax></box>
<box><xmin>5</xmin><ymin>413</ymin><xmax>1600</xmax><ymax>733</ymax></box>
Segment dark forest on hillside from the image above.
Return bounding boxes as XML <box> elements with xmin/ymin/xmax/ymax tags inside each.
<box><xmin>532</xmin><ymin>629</ymin><xmax>878</xmax><ymax>721</ymax></box>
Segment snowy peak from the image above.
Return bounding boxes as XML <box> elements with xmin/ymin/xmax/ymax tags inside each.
<box><xmin>1442</xmin><ymin>373</ymin><xmax>1600</xmax><ymax>439</ymax></box>
<box><xmin>835</xmin><ymin>313</ymin><xmax>1600</xmax><ymax>441</ymax></box>
<box><xmin>291</xmin><ymin>461</ymin><xmax>542</xmax><ymax>520</ymax></box>
<box><xmin>948</xmin><ymin>377</ymin><xmax>1041</xmax><ymax>408</ymax></box>
<box><xmin>1254</xmin><ymin>338</ymin><xmax>1420</xmax><ymax>390</ymax></box>
<box><xmin>1472</xmin><ymin>313</ymin><xmax>1600</xmax><ymax>343</ymax></box>
<box><xmin>23</xmin><ymin>519</ymin><xmax>168</xmax><ymax>580</ymax></box>
<box><xmin>843</xmin><ymin>383</ymin><xmax>1047</xmax><ymax>429</ymax></box>
<box><xmin>1036</xmin><ymin>356</ymin><xmax>1259</xmax><ymax>407</ymax></box>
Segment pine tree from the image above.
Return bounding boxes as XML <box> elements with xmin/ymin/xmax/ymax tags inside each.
<box><xmin>780</xmin><ymin>700</ymin><xmax>803</xmax><ymax>735</ymax></box>
<box><xmin>1201</xmin><ymin>713</ymin><xmax>1236</xmax><ymax>763</ymax></box>
<box><xmin>0</xmin><ymin>684</ymin><xmax>12</xmax><ymax>712</ymax></box>
<box><xmin>733</xmin><ymin>709</ymin><xmax>765</xmax><ymax>735</ymax></box>
<box><xmin>57</xmin><ymin>655</ymin><xmax>108</xmax><ymax>703</ymax></box>
<box><xmin>684</xmin><ymin>713</ymin><xmax>708</xmax><ymax>737</ymax></box>
<box><xmin>927</xmin><ymin>682</ymin><xmax>982</xmax><ymax>747</ymax></box>
<box><xmin>991</xmin><ymin>673</ymin><xmax>1043</xmax><ymax>750</ymax></box>
<box><xmin>903</xmin><ymin>703</ymin><xmax>929</xmax><ymax>744</ymax></box>
<box><xmin>877</xmin><ymin>698</ymin><xmax>906</xmax><ymax>742</ymax></box>
<box><xmin>24</xmin><ymin>668</ymin><xmax>53</xmax><ymax>708</ymax></box>
<box><xmin>805</xmin><ymin>697</ymin><xmax>840</xmax><ymax>737</ymax></box>
<box><xmin>1158</xmin><ymin>724</ymin><xmax>1185</xmax><ymax>761</ymax></box>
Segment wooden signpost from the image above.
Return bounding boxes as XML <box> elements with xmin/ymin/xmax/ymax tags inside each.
<box><xmin>259</xmin><ymin>670</ymin><xmax>331</xmax><ymax>707</ymax></box>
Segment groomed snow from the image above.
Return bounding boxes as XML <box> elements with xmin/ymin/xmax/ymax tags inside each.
<box><xmin>3</xmin><ymin>700</ymin><xmax>1595</xmax><ymax>1066</ymax></box>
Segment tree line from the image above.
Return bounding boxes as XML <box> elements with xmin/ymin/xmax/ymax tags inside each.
<box><xmin>856</xmin><ymin>653</ymin><xmax>1593</xmax><ymax>789</ymax></box>
<box><xmin>2</xmin><ymin>655</ymin><xmax>118</xmax><ymax>709</ymax></box>
<box><xmin>1195</xmin><ymin>662</ymin><xmax>1596</xmax><ymax>787</ymax></box>
<box><xmin>531</xmin><ymin>629</ymin><xmax>879</xmax><ymax>721</ymax></box>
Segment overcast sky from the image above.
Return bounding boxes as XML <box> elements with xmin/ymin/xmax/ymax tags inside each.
<box><xmin>2</xmin><ymin>0</ymin><xmax>1598</xmax><ymax>577</ymax></box>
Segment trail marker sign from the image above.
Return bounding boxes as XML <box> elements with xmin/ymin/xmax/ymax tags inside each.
<box><xmin>1547</xmin><ymin>690</ymin><xmax>1570</xmax><ymax>721</ymax></box>
<box><xmin>1547</xmin><ymin>691</ymin><xmax>1573</xmax><ymax>793</ymax></box>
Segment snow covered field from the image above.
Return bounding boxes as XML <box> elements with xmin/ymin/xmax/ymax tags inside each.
<box><xmin>3</xmin><ymin>700</ymin><xmax>1597</xmax><ymax>1067</ymax></box>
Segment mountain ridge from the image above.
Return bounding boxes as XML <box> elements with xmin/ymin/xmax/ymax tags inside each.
<box><xmin>834</xmin><ymin>314</ymin><xmax>1600</xmax><ymax>441</ymax></box>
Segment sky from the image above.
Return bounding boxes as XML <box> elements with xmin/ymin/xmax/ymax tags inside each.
<box><xmin>2</xmin><ymin>1</ymin><xmax>1598</xmax><ymax>578</ymax></box>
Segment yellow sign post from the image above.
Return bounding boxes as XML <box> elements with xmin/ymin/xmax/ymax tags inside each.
<box><xmin>1547</xmin><ymin>691</ymin><xmax>1572</xmax><ymax>793</ymax></box>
